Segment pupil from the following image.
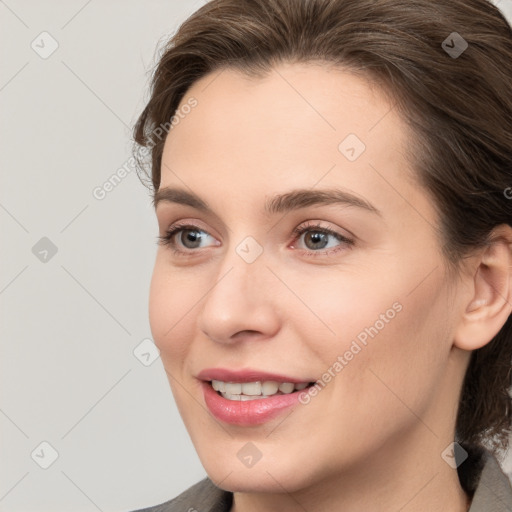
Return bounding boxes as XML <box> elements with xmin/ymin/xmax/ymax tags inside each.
<box><xmin>183</xmin><ymin>230</ymin><xmax>202</xmax><ymax>248</ymax></box>
<box><xmin>306</xmin><ymin>232</ymin><xmax>328</xmax><ymax>249</ymax></box>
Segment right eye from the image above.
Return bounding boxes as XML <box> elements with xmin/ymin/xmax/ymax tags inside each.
<box><xmin>157</xmin><ymin>223</ymin><xmax>220</xmax><ymax>254</ymax></box>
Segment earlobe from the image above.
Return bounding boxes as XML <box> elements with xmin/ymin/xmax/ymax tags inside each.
<box><xmin>454</xmin><ymin>226</ymin><xmax>512</xmax><ymax>352</ymax></box>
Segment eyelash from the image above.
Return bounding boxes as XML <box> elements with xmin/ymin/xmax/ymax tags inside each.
<box><xmin>157</xmin><ymin>220</ymin><xmax>354</xmax><ymax>258</ymax></box>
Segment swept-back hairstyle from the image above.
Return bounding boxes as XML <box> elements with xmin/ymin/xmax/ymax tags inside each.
<box><xmin>133</xmin><ymin>0</ymin><xmax>512</xmax><ymax>459</ymax></box>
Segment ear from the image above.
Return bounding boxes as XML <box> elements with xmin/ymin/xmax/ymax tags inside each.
<box><xmin>454</xmin><ymin>224</ymin><xmax>512</xmax><ymax>351</ymax></box>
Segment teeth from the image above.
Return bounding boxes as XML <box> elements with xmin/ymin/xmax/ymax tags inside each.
<box><xmin>241</xmin><ymin>382</ymin><xmax>262</xmax><ymax>395</ymax></box>
<box><xmin>224</xmin><ymin>382</ymin><xmax>242</xmax><ymax>394</ymax></box>
<box><xmin>221</xmin><ymin>393</ymin><xmax>257</xmax><ymax>401</ymax></box>
<box><xmin>211</xmin><ymin>380</ymin><xmax>225</xmax><ymax>392</ymax></box>
<box><xmin>211</xmin><ymin>380</ymin><xmax>310</xmax><ymax>400</ymax></box>
<box><xmin>278</xmin><ymin>382</ymin><xmax>295</xmax><ymax>393</ymax></box>
<box><xmin>261</xmin><ymin>381</ymin><xmax>279</xmax><ymax>395</ymax></box>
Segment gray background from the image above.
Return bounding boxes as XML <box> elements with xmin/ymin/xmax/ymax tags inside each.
<box><xmin>1</xmin><ymin>1</ymin><xmax>512</xmax><ymax>511</ymax></box>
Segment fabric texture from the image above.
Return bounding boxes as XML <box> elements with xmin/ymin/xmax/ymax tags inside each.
<box><xmin>129</xmin><ymin>448</ymin><xmax>512</xmax><ymax>512</ymax></box>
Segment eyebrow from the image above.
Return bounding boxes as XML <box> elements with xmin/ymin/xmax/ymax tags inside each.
<box><xmin>153</xmin><ymin>186</ymin><xmax>381</xmax><ymax>217</ymax></box>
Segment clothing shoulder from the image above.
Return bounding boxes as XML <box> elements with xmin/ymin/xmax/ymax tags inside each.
<box><xmin>468</xmin><ymin>449</ymin><xmax>512</xmax><ymax>511</ymax></box>
<box><xmin>128</xmin><ymin>477</ymin><xmax>232</xmax><ymax>512</ymax></box>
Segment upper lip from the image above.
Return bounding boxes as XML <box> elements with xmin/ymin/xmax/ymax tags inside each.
<box><xmin>197</xmin><ymin>368</ymin><xmax>314</xmax><ymax>384</ymax></box>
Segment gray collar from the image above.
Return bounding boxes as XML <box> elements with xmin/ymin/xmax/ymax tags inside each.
<box><xmin>467</xmin><ymin>450</ymin><xmax>512</xmax><ymax>511</ymax></box>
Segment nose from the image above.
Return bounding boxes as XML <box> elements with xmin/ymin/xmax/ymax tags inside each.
<box><xmin>197</xmin><ymin>245</ymin><xmax>281</xmax><ymax>345</ymax></box>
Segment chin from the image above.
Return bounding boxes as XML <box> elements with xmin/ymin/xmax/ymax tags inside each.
<box><xmin>195</xmin><ymin>445</ymin><xmax>317</xmax><ymax>494</ymax></box>
<box><xmin>206</xmin><ymin>465</ymin><xmax>306</xmax><ymax>494</ymax></box>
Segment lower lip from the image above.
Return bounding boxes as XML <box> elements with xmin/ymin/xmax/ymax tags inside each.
<box><xmin>202</xmin><ymin>381</ymin><xmax>305</xmax><ymax>426</ymax></box>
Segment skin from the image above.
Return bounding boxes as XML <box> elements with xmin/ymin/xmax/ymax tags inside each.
<box><xmin>149</xmin><ymin>62</ymin><xmax>512</xmax><ymax>512</ymax></box>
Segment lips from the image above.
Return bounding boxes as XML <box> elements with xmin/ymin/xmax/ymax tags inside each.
<box><xmin>197</xmin><ymin>368</ymin><xmax>316</xmax><ymax>426</ymax></box>
<box><xmin>197</xmin><ymin>368</ymin><xmax>314</xmax><ymax>384</ymax></box>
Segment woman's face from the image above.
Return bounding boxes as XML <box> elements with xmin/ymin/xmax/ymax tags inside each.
<box><xmin>149</xmin><ymin>63</ymin><xmax>467</xmax><ymax>493</ymax></box>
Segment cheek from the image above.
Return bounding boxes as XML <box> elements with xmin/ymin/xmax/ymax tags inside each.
<box><xmin>275</xmin><ymin>266</ymin><xmax>403</xmax><ymax>363</ymax></box>
<box><xmin>289</xmin><ymin>262</ymin><xmax>452</xmax><ymax>406</ymax></box>
<box><xmin>148</xmin><ymin>257</ymin><xmax>201</xmax><ymax>364</ymax></box>
<box><xmin>331</xmin><ymin>270</ymin><xmax>453</xmax><ymax>427</ymax></box>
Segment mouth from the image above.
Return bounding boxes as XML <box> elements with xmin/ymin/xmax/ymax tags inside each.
<box><xmin>197</xmin><ymin>369</ymin><xmax>318</xmax><ymax>425</ymax></box>
<box><xmin>197</xmin><ymin>368</ymin><xmax>318</xmax><ymax>425</ymax></box>
<box><xmin>209</xmin><ymin>379</ymin><xmax>315</xmax><ymax>401</ymax></box>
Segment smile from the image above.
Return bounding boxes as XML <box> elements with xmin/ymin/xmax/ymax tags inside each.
<box><xmin>211</xmin><ymin>380</ymin><xmax>312</xmax><ymax>400</ymax></box>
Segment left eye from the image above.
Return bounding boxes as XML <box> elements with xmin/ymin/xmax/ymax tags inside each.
<box><xmin>296</xmin><ymin>230</ymin><xmax>340</xmax><ymax>250</ymax></box>
<box><xmin>291</xmin><ymin>225</ymin><xmax>353</xmax><ymax>253</ymax></box>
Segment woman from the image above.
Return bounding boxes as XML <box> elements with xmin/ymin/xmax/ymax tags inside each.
<box><xmin>130</xmin><ymin>0</ymin><xmax>512</xmax><ymax>510</ymax></box>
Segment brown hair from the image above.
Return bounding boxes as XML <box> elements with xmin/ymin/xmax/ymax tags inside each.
<box><xmin>133</xmin><ymin>0</ymin><xmax>512</xmax><ymax>457</ymax></box>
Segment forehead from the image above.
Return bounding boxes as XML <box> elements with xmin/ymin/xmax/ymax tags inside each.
<box><xmin>163</xmin><ymin>62</ymin><xmax>407</xmax><ymax>169</ymax></box>
<box><xmin>159</xmin><ymin>62</ymin><xmax>429</xmax><ymax>225</ymax></box>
